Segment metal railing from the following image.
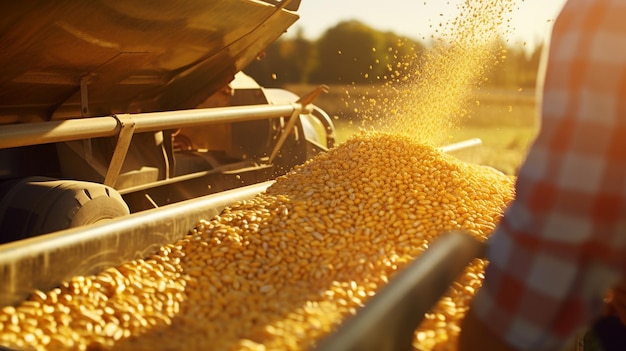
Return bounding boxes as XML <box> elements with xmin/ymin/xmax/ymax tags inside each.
<box><xmin>0</xmin><ymin>181</ymin><xmax>273</xmax><ymax>307</ymax></box>
<box><xmin>313</xmin><ymin>231</ymin><xmax>486</xmax><ymax>351</ymax></box>
<box><xmin>0</xmin><ymin>103</ymin><xmax>308</xmax><ymax>150</ymax></box>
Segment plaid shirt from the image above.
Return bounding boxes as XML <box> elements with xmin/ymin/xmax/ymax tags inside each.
<box><xmin>472</xmin><ymin>0</ymin><xmax>626</xmax><ymax>349</ymax></box>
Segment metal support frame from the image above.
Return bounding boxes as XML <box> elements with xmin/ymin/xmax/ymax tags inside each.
<box><xmin>268</xmin><ymin>103</ymin><xmax>301</xmax><ymax>163</ymax></box>
<box><xmin>80</xmin><ymin>75</ymin><xmax>90</xmax><ymax>117</ymax></box>
<box><xmin>268</xmin><ymin>85</ymin><xmax>328</xmax><ymax>163</ymax></box>
<box><xmin>103</xmin><ymin>114</ymin><xmax>136</xmax><ymax>187</ymax></box>
<box><xmin>0</xmin><ymin>103</ymin><xmax>304</xmax><ymax>150</ymax></box>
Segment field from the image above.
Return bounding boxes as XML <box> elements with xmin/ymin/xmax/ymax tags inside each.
<box><xmin>288</xmin><ymin>84</ymin><xmax>540</xmax><ymax>176</ymax></box>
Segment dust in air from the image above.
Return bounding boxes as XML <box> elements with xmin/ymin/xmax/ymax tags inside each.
<box><xmin>350</xmin><ymin>0</ymin><xmax>519</xmax><ymax>146</ymax></box>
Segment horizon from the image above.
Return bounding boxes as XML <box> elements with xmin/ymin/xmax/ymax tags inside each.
<box><xmin>286</xmin><ymin>0</ymin><xmax>567</xmax><ymax>50</ymax></box>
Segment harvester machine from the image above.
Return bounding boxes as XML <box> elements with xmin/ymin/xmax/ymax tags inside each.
<box><xmin>0</xmin><ymin>0</ymin><xmax>334</xmax><ymax>243</ymax></box>
<box><xmin>0</xmin><ymin>1</ymin><xmax>496</xmax><ymax>350</ymax></box>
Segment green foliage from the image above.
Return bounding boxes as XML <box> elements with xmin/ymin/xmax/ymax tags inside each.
<box><xmin>484</xmin><ymin>37</ymin><xmax>545</xmax><ymax>89</ymax></box>
<box><xmin>244</xmin><ymin>20</ymin><xmax>543</xmax><ymax>89</ymax></box>
<box><xmin>245</xmin><ymin>28</ymin><xmax>316</xmax><ymax>87</ymax></box>
<box><xmin>308</xmin><ymin>21</ymin><xmax>423</xmax><ymax>84</ymax></box>
<box><xmin>312</xmin><ymin>21</ymin><xmax>382</xmax><ymax>83</ymax></box>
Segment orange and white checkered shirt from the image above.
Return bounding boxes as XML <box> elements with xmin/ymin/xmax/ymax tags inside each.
<box><xmin>472</xmin><ymin>0</ymin><xmax>626</xmax><ymax>349</ymax></box>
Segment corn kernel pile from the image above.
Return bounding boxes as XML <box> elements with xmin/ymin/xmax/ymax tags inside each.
<box><xmin>0</xmin><ymin>131</ymin><xmax>515</xmax><ymax>351</ymax></box>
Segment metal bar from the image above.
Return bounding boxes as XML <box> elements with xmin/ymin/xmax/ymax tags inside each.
<box><xmin>438</xmin><ymin>138</ymin><xmax>483</xmax><ymax>165</ymax></box>
<box><xmin>313</xmin><ymin>231</ymin><xmax>486</xmax><ymax>351</ymax></box>
<box><xmin>0</xmin><ymin>104</ymin><xmax>301</xmax><ymax>150</ymax></box>
<box><xmin>0</xmin><ymin>181</ymin><xmax>273</xmax><ymax>307</ymax></box>
<box><xmin>103</xmin><ymin>114</ymin><xmax>136</xmax><ymax>187</ymax></box>
<box><xmin>268</xmin><ymin>103</ymin><xmax>301</xmax><ymax>163</ymax></box>
<box><xmin>130</xmin><ymin>104</ymin><xmax>301</xmax><ymax>133</ymax></box>
<box><xmin>0</xmin><ymin>118</ymin><xmax>120</xmax><ymax>149</ymax></box>
<box><xmin>438</xmin><ymin>138</ymin><xmax>482</xmax><ymax>154</ymax></box>
<box><xmin>80</xmin><ymin>75</ymin><xmax>90</xmax><ymax>117</ymax></box>
<box><xmin>268</xmin><ymin>85</ymin><xmax>328</xmax><ymax>162</ymax></box>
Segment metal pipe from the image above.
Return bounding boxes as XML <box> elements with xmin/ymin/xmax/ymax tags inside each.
<box><xmin>313</xmin><ymin>231</ymin><xmax>486</xmax><ymax>351</ymax></box>
<box><xmin>438</xmin><ymin>138</ymin><xmax>483</xmax><ymax>165</ymax></box>
<box><xmin>0</xmin><ymin>181</ymin><xmax>273</xmax><ymax>307</ymax></box>
<box><xmin>438</xmin><ymin>138</ymin><xmax>482</xmax><ymax>154</ymax></box>
<box><xmin>0</xmin><ymin>104</ymin><xmax>303</xmax><ymax>149</ymax></box>
<box><xmin>127</xmin><ymin>103</ymin><xmax>304</xmax><ymax>133</ymax></box>
<box><xmin>0</xmin><ymin>118</ymin><xmax>120</xmax><ymax>149</ymax></box>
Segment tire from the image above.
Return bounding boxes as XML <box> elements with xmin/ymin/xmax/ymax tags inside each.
<box><xmin>0</xmin><ymin>177</ymin><xmax>129</xmax><ymax>243</ymax></box>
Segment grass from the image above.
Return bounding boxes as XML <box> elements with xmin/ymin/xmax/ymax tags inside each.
<box><xmin>291</xmin><ymin>84</ymin><xmax>540</xmax><ymax>176</ymax></box>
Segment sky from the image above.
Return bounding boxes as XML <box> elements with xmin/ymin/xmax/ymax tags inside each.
<box><xmin>287</xmin><ymin>0</ymin><xmax>568</xmax><ymax>49</ymax></box>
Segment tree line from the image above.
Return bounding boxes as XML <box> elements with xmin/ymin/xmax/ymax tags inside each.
<box><xmin>245</xmin><ymin>20</ymin><xmax>544</xmax><ymax>89</ymax></box>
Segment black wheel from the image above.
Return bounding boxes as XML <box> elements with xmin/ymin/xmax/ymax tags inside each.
<box><xmin>0</xmin><ymin>177</ymin><xmax>129</xmax><ymax>243</ymax></box>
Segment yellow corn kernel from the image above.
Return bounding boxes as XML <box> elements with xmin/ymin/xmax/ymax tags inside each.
<box><xmin>0</xmin><ymin>131</ymin><xmax>514</xmax><ymax>351</ymax></box>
